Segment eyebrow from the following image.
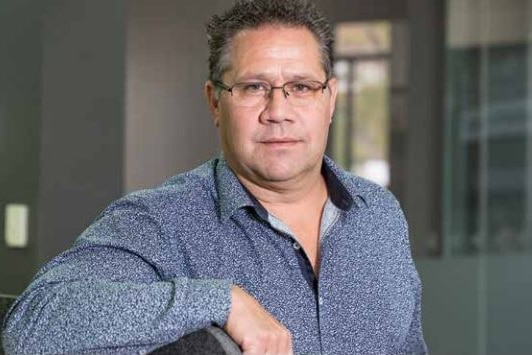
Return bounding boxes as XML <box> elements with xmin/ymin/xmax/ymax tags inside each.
<box><xmin>234</xmin><ymin>73</ymin><xmax>321</xmax><ymax>82</ymax></box>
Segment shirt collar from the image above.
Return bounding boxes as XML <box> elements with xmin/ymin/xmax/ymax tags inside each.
<box><xmin>321</xmin><ymin>156</ymin><xmax>354</xmax><ymax>210</ymax></box>
<box><xmin>214</xmin><ymin>155</ymin><xmax>363</xmax><ymax>222</ymax></box>
<box><xmin>215</xmin><ymin>157</ymin><xmax>268</xmax><ymax>222</ymax></box>
<box><xmin>322</xmin><ymin>155</ymin><xmax>369</xmax><ymax>209</ymax></box>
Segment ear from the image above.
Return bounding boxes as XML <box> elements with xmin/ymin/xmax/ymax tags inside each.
<box><xmin>326</xmin><ymin>77</ymin><xmax>338</xmax><ymax>123</ymax></box>
<box><xmin>205</xmin><ymin>81</ymin><xmax>221</xmax><ymax>127</ymax></box>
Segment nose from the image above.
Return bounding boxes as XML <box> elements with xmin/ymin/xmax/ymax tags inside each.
<box><xmin>269</xmin><ymin>86</ymin><xmax>289</xmax><ymax>99</ymax></box>
<box><xmin>260</xmin><ymin>87</ymin><xmax>292</xmax><ymax>123</ymax></box>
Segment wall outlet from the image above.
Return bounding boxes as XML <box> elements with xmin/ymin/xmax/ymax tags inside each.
<box><xmin>4</xmin><ymin>204</ymin><xmax>29</xmax><ymax>248</ymax></box>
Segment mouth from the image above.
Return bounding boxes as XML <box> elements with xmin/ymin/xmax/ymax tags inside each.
<box><xmin>259</xmin><ymin>138</ymin><xmax>301</xmax><ymax>146</ymax></box>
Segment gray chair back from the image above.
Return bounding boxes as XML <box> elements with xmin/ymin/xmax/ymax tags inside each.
<box><xmin>0</xmin><ymin>295</ymin><xmax>17</xmax><ymax>355</ymax></box>
<box><xmin>149</xmin><ymin>326</ymin><xmax>242</xmax><ymax>355</ymax></box>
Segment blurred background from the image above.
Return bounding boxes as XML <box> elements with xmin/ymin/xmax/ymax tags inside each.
<box><xmin>1</xmin><ymin>0</ymin><xmax>531</xmax><ymax>354</ymax></box>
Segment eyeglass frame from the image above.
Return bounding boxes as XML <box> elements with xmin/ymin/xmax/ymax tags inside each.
<box><xmin>213</xmin><ymin>79</ymin><xmax>331</xmax><ymax>106</ymax></box>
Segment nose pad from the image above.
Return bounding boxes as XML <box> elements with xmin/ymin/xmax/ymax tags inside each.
<box><xmin>266</xmin><ymin>87</ymin><xmax>289</xmax><ymax>106</ymax></box>
<box><xmin>266</xmin><ymin>86</ymin><xmax>289</xmax><ymax>103</ymax></box>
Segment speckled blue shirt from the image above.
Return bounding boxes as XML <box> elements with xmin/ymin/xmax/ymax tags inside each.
<box><xmin>2</xmin><ymin>156</ymin><xmax>427</xmax><ymax>355</ymax></box>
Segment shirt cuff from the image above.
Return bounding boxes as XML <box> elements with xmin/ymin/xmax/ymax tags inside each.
<box><xmin>179</xmin><ymin>278</ymin><xmax>233</xmax><ymax>331</ymax></box>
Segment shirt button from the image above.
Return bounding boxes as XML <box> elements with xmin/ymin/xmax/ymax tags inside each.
<box><xmin>318</xmin><ymin>296</ymin><xmax>324</xmax><ymax>306</ymax></box>
<box><xmin>292</xmin><ymin>242</ymin><xmax>301</xmax><ymax>250</ymax></box>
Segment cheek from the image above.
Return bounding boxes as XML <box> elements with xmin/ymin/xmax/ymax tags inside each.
<box><xmin>303</xmin><ymin>106</ymin><xmax>332</xmax><ymax>134</ymax></box>
<box><xmin>219</xmin><ymin>109</ymin><xmax>254</xmax><ymax>144</ymax></box>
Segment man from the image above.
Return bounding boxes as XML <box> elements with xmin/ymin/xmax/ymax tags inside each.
<box><xmin>2</xmin><ymin>0</ymin><xmax>427</xmax><ymax>354</ymax></box>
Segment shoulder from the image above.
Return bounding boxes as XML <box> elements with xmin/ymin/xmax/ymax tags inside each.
<box><xmin>104</xmin><ymin>159</ymin><xmax>220</xmax><ymax>220</ymax></box>
<box><xmin>324</xmin><ymin>156</ymin><xmax>402</xmax><ymax>213</ymax></box>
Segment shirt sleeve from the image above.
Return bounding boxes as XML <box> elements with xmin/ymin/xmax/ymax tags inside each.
<box><xmin>389</xmin><ymin>188</ymin><xmax>429</xmax><ymax>355</ymax></box>
<box><xmin>2</xmin><ymin>199</ymin><xmax>233</xmax><ymax>354</ymax></box>
<box><xmin>399</xmin><ymin>273</ymin><xmax>429</xmax><ymax>355</ymax></box>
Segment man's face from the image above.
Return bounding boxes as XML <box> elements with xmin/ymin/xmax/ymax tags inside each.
<box><xmin>206</xmin><ymin>25</ymin><xmax>337</xmax><ymax>187</ymax></box>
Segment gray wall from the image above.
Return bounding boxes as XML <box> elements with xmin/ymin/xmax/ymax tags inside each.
<box><xmin>1</xmin><ymin>0</ymin><xmax>128</xmax><ymax>295</ymax></box>
<box><xmin>0</xmin><ymin>0</ymin><xmax>231</xmax><ymax>294</ymax></box>
<box><xmin>125</xmin><ymin>0</ymin><xmax>229</xmax><ymax>191</ymax></box>
<box><xmin>418</xmin><ymin>254</ymin><xmax>532</xmax><ymax>355</ymax></box>
<box><xmin>38</xmin><ymin>0</ymin><xmax>127</xmax><ymax>267</ymax></box>
<box><xmin>0</xmin><ymin>0</ymin><xmax>43</xmax><ymax>294</ymax></box>
<box><xmin>324</xmin><ymin>0</ymin><xmax>407</xmax><ymax>20</ymax></box>
<box><xmin>404</xmin><ymin>0</ymin><xmax>445</xmax><ymax>256</ymax></box>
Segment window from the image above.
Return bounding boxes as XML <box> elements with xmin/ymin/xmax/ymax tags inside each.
<box><xmin>330</xmin><ymin>21</ymin><xmax>392</xmax><ymax>187</ymax></box>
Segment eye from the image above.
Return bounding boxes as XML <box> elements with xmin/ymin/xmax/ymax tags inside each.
<box><xmin>237</xmin><ymin>82</ymin><xmax>268</xmax><ymax>95</ymax></box>
<box><xmin>288</xmin><ymin>81</ymin><xmax>316</xmax><ymax>94</ymax></box>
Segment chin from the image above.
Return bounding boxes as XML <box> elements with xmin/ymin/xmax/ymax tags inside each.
<box><xmin>256</xmin><ymin>165</ymin><xmax>304</xmax><ymax>182</ymax></box>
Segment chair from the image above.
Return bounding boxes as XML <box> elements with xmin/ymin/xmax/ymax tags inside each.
<box><xmin>148</xmin><ymin>326</ymin><xmax>242</xmax><ymax>355</ymax></box>
<box><xmin>0</xmin><ymin>294</ymin><xmax>240</xmax><ymax>355</ymax></box>
<box><xmin>0</xmin><ymin>295</ymin><xmax>17</xmax><ymax>355</ymax></box>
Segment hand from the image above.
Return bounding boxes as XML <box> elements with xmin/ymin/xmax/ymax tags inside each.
<box><xmin>224</xmin><ymin>286</ymin><xmax>293</xmax><ymax>355</ymax></box>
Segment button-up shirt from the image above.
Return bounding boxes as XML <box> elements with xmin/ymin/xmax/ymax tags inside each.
<box><xmin>2</xmin><ymin>156</ymin><xmax>428</xmax><ymax>355</ymax></box>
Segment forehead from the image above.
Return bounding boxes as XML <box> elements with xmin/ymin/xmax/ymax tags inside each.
<box><xmin>225</xmin><ymin>25</ymin><xmax>324</xmax><ymax>80</ymax></box>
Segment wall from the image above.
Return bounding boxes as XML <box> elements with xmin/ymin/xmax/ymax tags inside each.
<box><xmin>321</xmin><ymin>0</ymin><xmax>407</xmax><ymax>20</ymax></box>
<box><xmin>0</xmin><ymin>0</ymin><xmax>233</xmax><ymax>295</ymax></box>
<box><xmin>1</xmin><ymin>0</ymin><xmax>128</xmax><ymax>295</ymax></box>
<box><xmin>0</xmin><ymin>0</ymin><xmax>43</xmax><ymax>294</ymax></box>
<box><xmin>404</xmin><ymin>0</ymin><xmax>445</xmax><ymax>256</ymax></box>
<box><xmin>125</xmin><ymin>0</ymin><xmax>230</xmax><ymax>191</ymax></box>
<box><xmin>418</xmin><ymin>254</ymin><xmax>532</xmax><ymax>354</ymax></box>
<box><xmin>37</xmin><ymin>0</ymin><xmax>127</xmax><ymax>267</ymax></box>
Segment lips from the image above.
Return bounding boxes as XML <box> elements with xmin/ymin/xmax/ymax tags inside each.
<box><xmin>262</xmin><ymin>140</ymin><xmax>298</xmax><ymax>145</ymax></box>
<box><xmin>258</xmin><ymin>139</ymin><xmax>301</xmax><ymax>151</ymax></box>
<box><xmin>259</xmin><ymin>137</ymin><xmax>301</xmax><ymax>144</ymax></box>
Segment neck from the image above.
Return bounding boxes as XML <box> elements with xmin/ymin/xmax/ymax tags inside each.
<box><xmin>235</xmin><ymin>167</ymin><xmax>328</xmax><ymax>209</ymax></box>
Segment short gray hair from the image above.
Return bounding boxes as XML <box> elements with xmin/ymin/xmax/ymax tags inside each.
<box><xmin>206</xmin><ymin>0</ymin><xmax>334</xmax><ymax>83</ymax></box>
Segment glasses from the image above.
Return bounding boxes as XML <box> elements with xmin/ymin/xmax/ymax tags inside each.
<box><xmin>214</xmin><ymin>79</ymin><xmax>329</xmax><ymax>107</ymax></box>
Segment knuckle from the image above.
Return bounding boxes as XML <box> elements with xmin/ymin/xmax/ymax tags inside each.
<box><xmin>257</xmin><ymin>331</ymin><xmax>272</xmax><ymax>344</ymax></box>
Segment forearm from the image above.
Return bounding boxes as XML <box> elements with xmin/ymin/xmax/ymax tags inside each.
<box><xmin>2</xmin><ymin>277</ymin><xmax>231</xmax><ymax>354</ymax></box>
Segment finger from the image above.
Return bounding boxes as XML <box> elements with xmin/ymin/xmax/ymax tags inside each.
<box><xmin>280</xmin><ymin>331</ymin><xmax>294</xmax><ymax>355</ymax></box>
<box><xmin>269</xmin><ymin>329</ymin><xmax>291</xmax><ymax>355</ymax></box>
<box><xmin>242</xmin><ymin>335</ymin><xmax>267</xmax><ymax>355</ymax></box>
<box><xmin>243</xmin><ymin>345</ymin><xmax>266</xmax><ymax>355</ymax></box>
<box><xmin>272</xmin><ymin>325</ymin><xmax>291</xmax><ymax>354</ymax></box>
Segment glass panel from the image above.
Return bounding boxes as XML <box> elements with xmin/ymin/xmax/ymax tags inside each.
<box><xmin>444</xmin><ymin>45</ymin><xmax>482</xmax><ymax>254</ymax></box>
<box><xmin>351</xmin><ymin>60</ymin><xmax>390</xmax><ymax>186</ymax></box>
<box><xmin>486</xmin><ymin>43</ymin><xmax>528</xmax><ymax>252</ymax></box>
<box><xmin>331</xmin><ymin>21</ymin><xmax>391</xmax><ymax>187</ymax></box>
<box><xmin>331</xmin><ymin>60</ymin><xmax>350</xmax><ymax>168</ymax></box>
<box><xmin>444</xmin><ymin>0</ymin><xmax>531</xmax><ymax>255</ymax></box>
<box><xmin>444</xmin><ymin>1</ymin><xmax>532</xmax><ymax>354</ymax></box>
